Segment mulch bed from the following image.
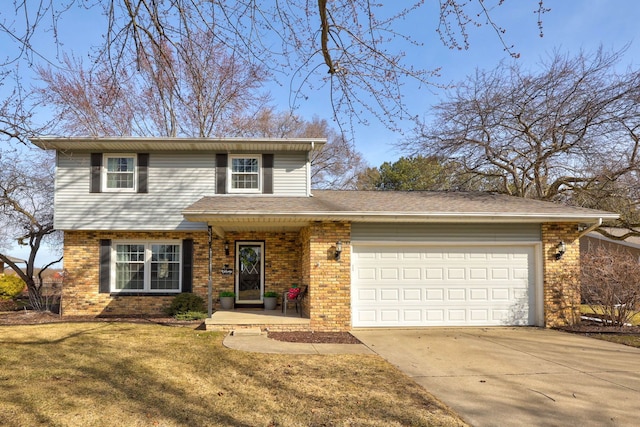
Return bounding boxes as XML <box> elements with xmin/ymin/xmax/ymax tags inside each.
<box><xmin>558</xmin><ymin>318</ymin><xmax>640</xmax><ymax>335</ymax></box>
<box><xmin>268</xmin><ymin>331</ymin><xmax>362</xmax><ymax>344</ymax></box>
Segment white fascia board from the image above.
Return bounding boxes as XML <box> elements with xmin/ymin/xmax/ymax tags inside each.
<box><xmin>30</xmin><ymin>136</ymin><xmax>327</xmax><ymax>152</ymax></box>
<box><xmin>182</xmin><ymin>211</ymin><xmax>617</xmax><ymax>224</ymax></box>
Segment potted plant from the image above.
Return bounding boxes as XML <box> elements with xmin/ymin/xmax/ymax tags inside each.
<box><xmin>219</xmin><ymin>291</ymin><xmax>235</xmax><ymax>310</ymax></box>
<box><xmin>263</xmin><ymin>291</ymin><xmax>278</xmax><ymax>310</ymax></box>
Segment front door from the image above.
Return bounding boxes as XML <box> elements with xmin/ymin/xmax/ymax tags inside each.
<box><xmin>235</xmin><ymin>242</ymin><xmax>264</xmax><ymax>303</ymax></box>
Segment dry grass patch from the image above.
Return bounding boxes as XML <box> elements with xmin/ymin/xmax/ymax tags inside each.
<box><xmin>0</xmin><ymin>322</ymin><xmax>466</xmax><ymax>426</ymax></box>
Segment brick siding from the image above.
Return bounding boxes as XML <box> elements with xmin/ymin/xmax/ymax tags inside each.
<box><xmin>64</xmin><ymin>222</ymin><xmax>583</xmax><ymax>331</ymax></box>
<box><xmin>542</xmin><ymin>223</ymin><xmax>582</xmax><ymax>327</ymax></box>
<box><xmin>302</xmin><ymin>222</ymin><xmax>352</xmax><ymax>332</ymax></box>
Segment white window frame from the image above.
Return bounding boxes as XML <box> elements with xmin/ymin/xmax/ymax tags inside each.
<box><xmin>103</xmin><ymin>153</ymin><xmax>137</xmax><ymax>192</ymax></box>
<box><xmin>228</xmin><ymin>154</ymin><xmax>262</xmax><ymax>193</ymax></box>
<box><xmin>111</xmin><ymin>240</ymin><xmax>182</xmax><ymax>293</ymax></box>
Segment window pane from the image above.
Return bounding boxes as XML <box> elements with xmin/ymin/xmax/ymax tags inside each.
<box><xmin>106</xmin><ymin>157</ymin><xmax>135</xmax><ymax>189</ymax></box>
<box><xmin>115</xmin><ymin>244</ymin><xmax>145</xmax><ymax>290</ymax></box>
<box><xmin>232</xmin><ymin>173</ymin><xmax>258</xmax><ymax>189</ymax></box>
<box><xmin>107</xmin><ymin>157</ymin><xmax>134</xmax><ymax>172</ymax></box>
<box><xmin>107</xmin><ymin>172</ymin><xmax>134</xmax><ymax>189</ymax></box>
<box><xmin>151</xmin><ymin>244</ymin><xmax>180</xmax><ymax>290</ymax></box>
<box><xmin>232</xmin><ymin>158</ymin><xmax>258</xmax><ymax>173</ymax></box>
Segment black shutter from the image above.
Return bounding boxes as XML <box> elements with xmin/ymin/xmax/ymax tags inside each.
<box><xmin>137</xmin><ymin>153</ymin><xmax>149</xmax><ymax>193</ymax></box>
<box><xmin>90</xmin><ymin>153</ymin><xmax>102</xmax><ymax>193</ymax></box>
<box><xmin>182</xmin><ymin>239</ymin><xmax>194</xmax><ymax>292</ymax></box>
<box><xmin>263</xmin><ymin>154</ymin><xmax>274</xmax><ymax>194</ymax></box>
<box><xmin>99</xmin><ymin>239</ymin><xmax>111</xmax><ymax>293</ymax></box>
<box><xmin>216</xmin><ymin>153</ymin><xmax>227</xmax><ymax>194</ymax></box>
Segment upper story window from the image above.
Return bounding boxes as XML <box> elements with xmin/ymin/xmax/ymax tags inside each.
<box><xmin>104</xmin><ymin>154</ymin><xmax>137</xmax><ymax>191</ymax></box>
<box><xmin>229</xmin><ymin>155</ymin><xmax>261</xmax><ymax>193</ymax></box>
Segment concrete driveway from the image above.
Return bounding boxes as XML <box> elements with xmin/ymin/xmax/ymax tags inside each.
<box><xmin>352</xmin><ymin>328</ymin><xmax>640</xmax><ymax>427</ymax></box>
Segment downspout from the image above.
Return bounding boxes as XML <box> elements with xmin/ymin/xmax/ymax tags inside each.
<box><xmin>578</xmin><ymin>218</ymin><xmax>603</xmax><ymax>239</ymax></box>
<box><xmin>307</xmin><ymin>143</ymin><xmax>313</xmax><ymax>197</ymax></box>
<box><xmin>207</xmin><ymin>225</ymin><xmax>213</xmax><ymax>317</ymax></box>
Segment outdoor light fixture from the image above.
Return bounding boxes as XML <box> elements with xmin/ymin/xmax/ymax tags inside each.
<box><xmin>335</xmin><ymin>241</ymin><xmax>343</xmax><ymax>261</ymax></box>
<box><xmin>224</xmin><ymin>241</ymin><xmax>230</xmax><ymax>256</ymax></box>
<box><xmin>555</xmin><ymin>241</ymin><xmax>566</xmax><ymax>260</ymax></box>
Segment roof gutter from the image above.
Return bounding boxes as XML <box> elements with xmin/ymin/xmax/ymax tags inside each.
<box><xmin>182</xmin><ymin>211</ymin><xmax>617</xmax><ymax>224</ymax></box>
<box><xmin>578</xmin><ymin>217</ymin><xmax>603</xmax><ymax>239</ymax></box>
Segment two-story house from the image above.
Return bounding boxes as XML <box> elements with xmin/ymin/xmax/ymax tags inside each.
<box><xmin>33</xmin><ymin>137</ymin><xmax>617</xmax><ymax>332</ymax></box>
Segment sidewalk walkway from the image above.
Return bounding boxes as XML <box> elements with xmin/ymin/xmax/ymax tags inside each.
<box><xmin>222</xmin><ymin>329</ymin><xmax>374</xmax><ymax>355</ymax></box>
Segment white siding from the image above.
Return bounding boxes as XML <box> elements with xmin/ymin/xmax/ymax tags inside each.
<box><xmin>352</xmin><ymin>223</ymin><xmax>541</xmax><ymax>243</ymax></box>
<box><xmin>273</xmin><ymin>152</ymin><xmax>308</xmax><ymax>196</ymax></box>
<box><xmin>55</xmin><ymin>152</ymin><xmax>215</xmax><ymax>231</ymax></box>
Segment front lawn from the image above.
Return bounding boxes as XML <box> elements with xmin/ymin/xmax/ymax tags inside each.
<box><xmin>576</xmin><ymin>305</ymin><xmax>640</xmax><ymax>349</ymax></box>
<box><xmin>580</xmin><ymin>305</ymin><xmax>640</xmax><ymax>326</ymax></box>
<box><xmin>0</xmin><ymin>322</ymin><xmax>466</xmax><ymax>426</ymax></box>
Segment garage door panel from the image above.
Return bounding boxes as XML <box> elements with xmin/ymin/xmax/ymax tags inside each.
<box><xmin>470</xmin><ymin>309</ymin><xmax>489</xmax><ymax>321</ymax></box>
<box><xmin>470</xmin><ymin>268</ymin><xmax>488</xmax><ymax>280</ymax></box>
<box><xmin>380</xmin><ymin>288</ymin><xmax>399</xmax><ymax>301</ymax></box>
<box><xmin>469</xmin><ymin>289</ymin><xmax>488</xmax><ymax>300</ymax></box>
<box><xmin>352</xmin><ymin>244</ymin><xmax>536</xmax><ymax>327</ymax></box>
<box><xmin>403</xmin><ymin>268</ymin><xmax>421</xmax><ymax>279</ymax></box>
<box><xmin>357</xmin><ymin>288</ymin><xmax>377</xmax><ymax>301</ymax></box>
<box><xmin>426</xmin><ymin>289</ymin><xmax>444</xmax><ymax>300</ymax></box>
<box><xmin>356</xmin><ymin>267</ymin><xmax>376</xmax><ymax>280</ymax></box>
<box><xmin>380</xmin><ymin>268</ymin><xmax>399</xmax><ymax>280</ymax></box>
<box><xmin>403</xmin><ymin>288</ymin><xmax>422</xmax><ymax>300</ymax></box>
<box><xmin>491</xmin><ymin>268</ymin><xmax>509</xmax><ymax>280</ymax></box>
<box><xmin>426</xmin><ymin>268</ymin><xmax>444</xmax><ymax>279</ymax></box>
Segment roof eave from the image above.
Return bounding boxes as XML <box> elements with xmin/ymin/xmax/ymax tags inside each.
<box><xmin>30</xmin><ymin>136</ymin><xmax>327</xmax><ymax>152</ymax></box>
<box><xmin>182</xmin><ymin>211</ymin><xmax>618</xmax><ymax>224</ymax></box>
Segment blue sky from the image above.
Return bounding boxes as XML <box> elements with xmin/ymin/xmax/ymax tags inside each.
<box><xmin>2</xmin><ymin>0</ymin><xmax>640</xmax><ymax>266</ymax></box>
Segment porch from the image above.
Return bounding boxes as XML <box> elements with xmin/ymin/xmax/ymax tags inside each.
<box><xmin>205</xmin><ymin>308</ymin><xmax>311</xmax><ymax>332</ymax></box>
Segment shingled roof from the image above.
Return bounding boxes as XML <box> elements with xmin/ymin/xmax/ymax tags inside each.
<box><xmin>183</xmin><ymin>190</ymin><xmax>617</xmax><ymax>225</ymax></box>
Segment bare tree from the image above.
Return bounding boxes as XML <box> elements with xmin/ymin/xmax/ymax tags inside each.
<box><xmin>235</xmin><ymin>109</ymin><xmax>368</xmax><ymax>189</ymax></box>
<box><xmin>1</xmin><ymin>0</ymin><xmax>548</xmax><ymax>136</ymax></box>
<box><xmin>402</xmin><ymin>49</ymin><xmax>640</xmax><ymax>234</ymax></box>
<box><xmin>0</xmin><ymin>146</ymin><xmax>62</xmax><ymax>311</ymax></box>
<box><xmin>36</xmin><ymin>30</ymin><xmax>269</xmax><ymax>138</ymax></box>
<box><xmin>0</xmin><ymin>69</ymin><xmax>37</xmax><ymax>145</ymax></box>
<box><xmin>582</xmin><ymin>246</ymin><xmax>640</xmax><ymax>327</ymax></box>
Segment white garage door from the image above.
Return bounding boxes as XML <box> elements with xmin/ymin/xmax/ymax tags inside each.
<box><xmin>352</xmin><ymin>244</ymin><xmax>537</xmax><ymax>327</ymax></box>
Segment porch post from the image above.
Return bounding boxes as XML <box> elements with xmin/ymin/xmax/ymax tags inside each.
<box><xmin>207</xmin><ymin>225</ymin><xmax>213</xmax><ymax>316</ymax></box>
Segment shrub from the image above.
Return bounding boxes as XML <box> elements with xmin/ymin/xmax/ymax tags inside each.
<box><xmin>263</xmin><ymin>291</ymin><xmax>278</xmax><ymax>298</ymax></box>
<box><xmin>166</xmin><ymin>293</ymin><xmax>205</xmax><ymax>317</ymax></box>
<box><xmin>582</xmin><ymin>246</ymin><xmax>640</xmax><ymax>327</ymax></box>
<box><xmin>0</xmin><ymin>275</ymin><xmax>26</xmax><ymax>301</ymax></box>
<box><xmin>220</xmin><ymin>291</ymin><xmax>235</xmax><ymax>297</ymax></box>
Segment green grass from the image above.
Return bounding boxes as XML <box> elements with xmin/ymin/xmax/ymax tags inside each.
<box><xmin>0</xmin><ymin>322</ymin><xmax>466</xmax><ymax>427</ymax></box>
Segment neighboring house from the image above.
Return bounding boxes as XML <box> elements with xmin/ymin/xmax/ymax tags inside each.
<box><xmin>33</xmin><ymin>137</ymin><xmax>618</xmax><ymax>332</ymax></box>
<box><xmin>0</xmin><ymin>256</ymin><xmax>27</xmax><ymax>275</ymax></box>
<box><xmin>580</xmin><ymin>229</ymin><xmax>640</xmax><ymax>260</ymax></box>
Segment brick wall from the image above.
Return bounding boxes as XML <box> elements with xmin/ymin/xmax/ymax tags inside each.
<box><xmin>302</xmin><ymin>222</ymin><xmax>352</xmax><ymax>332</ymax></box>
<box><xmin>63</xmin><ymin>230</ymin><xmax>208</xmax><ymax>317</ymax></box>
<box><xmin>211</xmin><ymin>231</ymin><xmax>302</xmax><ymax>305</ymax></box>
<box><xmin>63</xmin><ymin>230</ymin><xmax>303</xmax><ymax>317</ymax></box>
<box><xmin>542</xmin><ymin>223</ymin><xmax>581</xmax><ymax>327</ymax></box>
